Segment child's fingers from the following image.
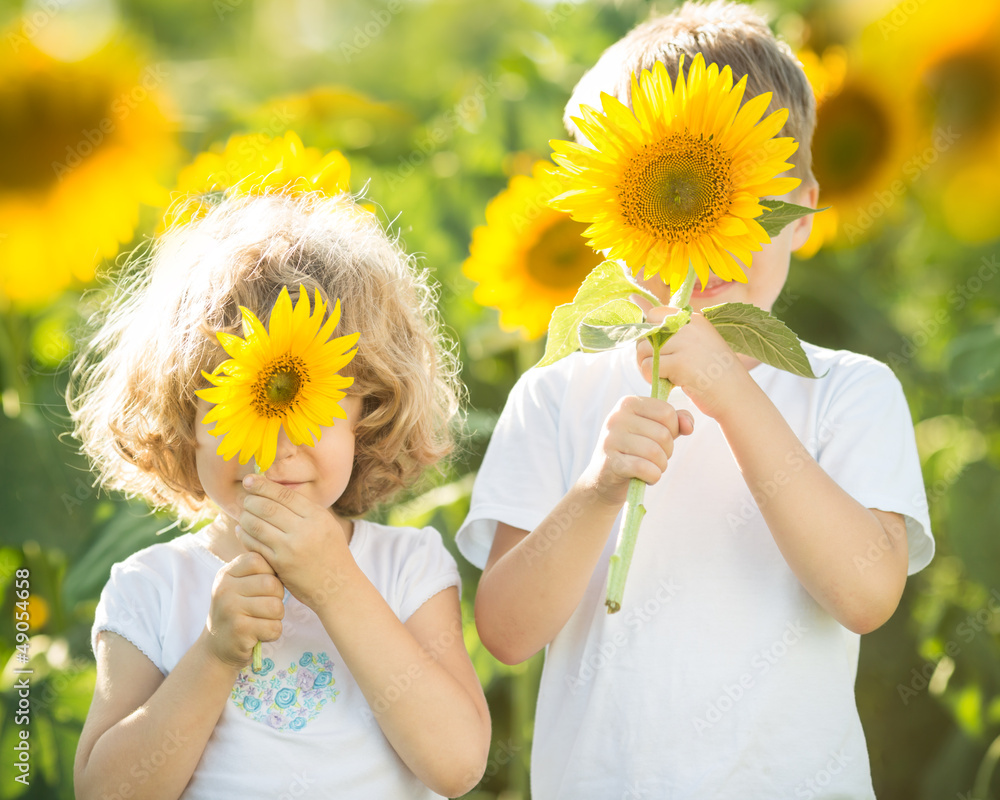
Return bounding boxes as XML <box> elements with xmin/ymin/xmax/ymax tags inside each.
<box><xmin>606</xmin><ymin>418</ymin><xmax>675</xmax><ymax>465</ymax></box>
<box><xmin>227</xmin><ymin>551</ymin><xmax>276</xmax><ymax>579</ymax></box>
<box><xmin>242</xmin><ymin>490</ymin><xmax>301</xmax><ymax>530</ymax></box>
<box><xmin>242</xmin><ymin>474</ymin><xmax>310</xmax><ymax>516</ymax></box>
<box><xmin>243</xmin><ymin>594</ymin><xmax>285</xmax><ymax>622</ymax></box>
<box><xmin>615</xmin><ymin>396</ymin><xmax>682</xmax><ymax>437</ymax></box>
<box><xmin>254</xmin><ymin>619</ymin><xmax>283</xmax><ymax>644</ymax></box>
<box><xmin>677</xmin><ymin>410</ymin><xmax>695</xmax><ymax>436</ymax></box>
<box><xmin>609</xmin><ymin>451</ymin><xmax>669</xmax><ymax>486</ymax></box>
<box><xmin>235</xmin><ymin>522</ymin><xmax>278</xmax><ymax>565</ymax></box>
<box><xmin>237</xmin><ymin>502</ymin><xmax>288</xmax><ymax>546</ymax></box>
<box><xmin>234</xmin><ymin>571</ymin><xmax>284</xmax><ymax>600</ymax></box>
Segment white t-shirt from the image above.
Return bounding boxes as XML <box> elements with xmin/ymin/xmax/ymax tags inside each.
<box><xmin>93</xmin><ymin>519</ymin><xmax>461</xmax><ymax>800</ymax></box>
<box><xmin>457</xmin><ymin>342</ymin><xmax>934</xmax><ymax>800</ymax></box>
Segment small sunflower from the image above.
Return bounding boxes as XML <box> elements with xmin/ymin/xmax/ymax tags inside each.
<box><xmin>197</xmin><ymin>286</ymin><xmax>359</xmax><ymax>471</ymax></box>
<box><xmin>463</xmin><ymin>160</ymin><xmax>602</xmax><ymax>339</ymax></box>
<box><xmin>163</xmin><ymin>131</ymin><xmax>351</xmax><ymax>230</ymax></box>
<box><xmin>796</xmin><ymin>47</ymin><xmax>917</xmax><ymax>255</ymax></box>
<box><xmin>0</xmin><ymin>37</ymin><xmax>175</xmax><ymax>306</ymax></box>
<box><xmin>549</xmin><ymin>53</ymin><xmax>801</xmax><ymax>288</ymax></box>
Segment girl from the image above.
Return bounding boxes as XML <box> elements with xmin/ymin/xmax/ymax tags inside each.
<box><xmin>70</xmin><ymin>192</ymin><xmax>491</xmax><ymax>799</ymax></box>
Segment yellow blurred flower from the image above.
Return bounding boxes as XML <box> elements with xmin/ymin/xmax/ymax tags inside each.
<box><xmin>256</xmin><ymin>86</ymin><xmax>415</xmax><ymax>152</ymax></box>
<box><xmin>463</xmin><ymin>161</ymin><xmax>602</xmax><ymax>340</ymax></box>
<box><xmin>549</xmin><ymin>53</ymin><xmax>800</xmax><ymax>289</ymax></box>
<box><xmin>872</xmin><ymin>0</ymin><xmax>1000</xmax><ymax>242</ymax></box>
<box><xmin>0</xmin><ymin>37</ymin><xmax>175</xmax><ymax>307</ymax></box>
<box><xmin>27</xmin><ymin>594</ymin><xmax>50</xmax><ymax>630</ymax></box>
<box><xmin>796</xmin><ymin>46</ymin><xmax>917</xmax><ymax>255</ymax></box>
<box><xmin>197</xmin><ymin>286</ymin><xmax>359</xmax><ymax>471</ymax></box>
<box><xmin>163</xmin><ymin>131</ymin><xmax>352</xmax><ymax>230</ymax></box>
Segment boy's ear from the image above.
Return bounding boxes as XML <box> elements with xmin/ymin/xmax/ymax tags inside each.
<box><xmin>789</xmin><ymin>181</ymin><xmax>820</xmax><ymax>251</ymax></box>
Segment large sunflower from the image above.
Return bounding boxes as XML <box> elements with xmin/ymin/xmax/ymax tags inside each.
<box><xmin>549</xmin><ymin>53</ymin><xmax>800</xmax><ymax>288</ymax></box>
<box><xmin>163</xmin><ymin>131</ymin><xmax>351</xmax><ymax>230</ymax></box>
<box><xmin>197</xmin><ymin>286</ymin><xmax>359</xmax><ymax>471</ymax></box>
<box><xmin>796</xmin><ymin>46</ymin><xmax>917</xmax><ymax>255</ymax></box>
<box><xmin>463</xmin><ymin>160</ymin><xmax>602</xmax><ymax>339</ymax></box>
<box><xmin>0</xmin><ymin>37</ymin><xmax>175</xmax><ymax>306</ymax></box>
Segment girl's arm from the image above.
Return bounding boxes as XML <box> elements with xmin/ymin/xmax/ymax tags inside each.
<box><xmin>320</xmin><ymin>583</ymin><xmax>490</xmax><ymax>798</ymax></box>
<box><xmin>74</xmin><ymin>553</ymin><xmax>284</xmax><ymax>800</ymax></box>
<box><xmin>238</xmin><ymin>476</ymin><xmax>491</xmax><ymax>798</ymax></box>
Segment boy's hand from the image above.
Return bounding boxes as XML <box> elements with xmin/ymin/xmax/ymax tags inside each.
<box><xmin>580</xmin><ymin>396</ymin><xmax>694</xmax><ymax>508</ymax></box>
<box><xmin>204</xmin><ymin>552</ymin><xmax>284</xmax><ymax>669</ymax></box>
<box><xmin>637</xmin><ymin>307</ymin><xmax>752</xmax><ymax>420</ymax></box>
<box><xmin>237</xmin><ymin>475</ymin><xmax>352</xmax><ymax>611</ymax></box>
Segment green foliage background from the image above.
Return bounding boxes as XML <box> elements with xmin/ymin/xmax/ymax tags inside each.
<box><xmin>0</xmin><ymin>0</ymin><xmax>998</xmax><ymax>798</ymax></box>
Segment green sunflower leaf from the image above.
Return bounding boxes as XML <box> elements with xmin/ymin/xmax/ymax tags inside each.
<box><xmin>703</xmin><ymin>302</ymin><xmax>817</xmax><ymax>378</ymax></box>
<box><xmin>757</xmin><ymin>200</ymin><xmax>827</xmax><ymax>238</ymax></box>
<box><xmin>537</xmin><ymin>261</ymin><xmax>660</xmax><ymax>367</ymax></box>
<box><xmin>578</xmin><ymin>303</ymin><xmax>691</xmax><ymax>352</ymax></box>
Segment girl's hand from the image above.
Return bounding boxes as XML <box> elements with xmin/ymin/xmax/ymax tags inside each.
<box><xmin>637</xmin><ymin>308</ymin><xmax>752</xmax><ymax>420</ymax></box>
<box><xmin>237</xmin><ymin>475</ymin><xmax>352</xmax><ymax>612</ymax></box>
<box><xmin>580</xmin><ymin>395</ymin><xmax>694</xmax><ymax>508</ymax></box>
<box><xmin>205</xmin><ymin>552</ymin><xmax>284</xmax><ymax>669</ymax></box>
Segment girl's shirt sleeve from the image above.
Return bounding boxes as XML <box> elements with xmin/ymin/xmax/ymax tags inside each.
<box><xmin>398</xmin><ymin>527</ymin><xmax>461</xmax><ymax>623</ymax></box>
<box><xmin>92</xmin><ymin>557</ymin><xmax>169</xmax><ymax>674</ymax></box>
<box><xmin>366</xmin><ymin>524</ymin><xmax>462</xmax><ymax>624</ymax></box>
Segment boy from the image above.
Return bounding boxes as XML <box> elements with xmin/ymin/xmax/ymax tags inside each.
<box><xmin>458</xmin><ymin>2</ymin><xmax>934</xmax><ymax>798</ymax></box>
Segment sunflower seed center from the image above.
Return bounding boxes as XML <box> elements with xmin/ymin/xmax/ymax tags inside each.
<box><xmin>253</xmin><ymin>356</ymin><xmax>309</xmax><ymax>417</ymax></box>
<box><xmin>619</xmin><ymin>132</ymin><xmax>732</xmax><ymax>241</ymax></box>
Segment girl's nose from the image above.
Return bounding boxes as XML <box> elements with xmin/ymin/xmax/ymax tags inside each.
<box><xmin>273</xmin><ymin>423</ymin><xmax>297</xmax><ymax>461</ymax></box>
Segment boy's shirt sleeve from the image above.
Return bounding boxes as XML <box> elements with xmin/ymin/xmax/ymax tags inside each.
<box><xmin>814</xmin><ymin>357</ymin><xmax>934</xmax><ymax>575</ymax></box>
<box><xmin>457</xmin><ymin>365</ymin><xmax>569</xmax><ymax>570</ymax></box>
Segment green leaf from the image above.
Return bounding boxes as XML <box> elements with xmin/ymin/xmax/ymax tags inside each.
<box><xmin>537</xmin><ymin>261</ymin><xmax>659</xmax><ymax>367</ymax></box>
<box><xmin>703</xmin><ymin>302</ymin><xmax>817</xmax><ymax>377</ymax></box>
<box><xmin>946</xmin><ymin>322</ymin><xmax>1000</xmax><ymax>397</ymax></box>
<box><xmin>579</xmin><ymin>305</ymin><xmax>691</xmax><ymax>352</ymax></box>
<box><xmin>758</xmin><ymin>200</ymin><xmax>827</xmax><ymax>238</ymax></box>
<box><xmin>582</xmin><ymin>298</ymin><xmax>645</xmax><ymax>327</ymax></box>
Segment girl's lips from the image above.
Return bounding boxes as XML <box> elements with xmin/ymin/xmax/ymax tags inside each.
<box><xmin>691</xmin><ymin>278</ymin><xmax>730</xmax><ymax>298</ymax></box>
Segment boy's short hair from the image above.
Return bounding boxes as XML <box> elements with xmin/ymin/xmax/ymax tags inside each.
<box><xmin>69</xmin><ymin>193</ymin><xmax>460</xmax><ymax>522</ymax></box>
<box><xmin>565</xmin><ymin>0</ymin><xmax>816</xmax><ymax>184</ymax></box>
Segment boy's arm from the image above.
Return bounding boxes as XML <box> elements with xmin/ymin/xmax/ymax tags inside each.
<box><xmin>475</xmin><ymin>395</ymin><xmax>693</xmax><ymax>665</ymax></box>
<box><xmin>642</xmin><ymin>312</ymin><xmax>909</xmax><ymax>635</ymax></box>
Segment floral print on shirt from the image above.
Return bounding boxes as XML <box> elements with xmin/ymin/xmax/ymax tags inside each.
<box><xmin>231</xmin><ymin>651</ymin><xmax>338</xmax><ymax>731</ymax></box>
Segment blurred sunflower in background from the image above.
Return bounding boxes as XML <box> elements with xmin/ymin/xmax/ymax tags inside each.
<box><xmin>880</xmin><ymin>0</ymin><xmax>1000</xmax><ymax>242</ymax></box>
<box><xmin>796</xmin><ymin>45</ymin><xmax>918</xmax><ymax>255</ymax></box>
<box><xmin>0</xmin><ymin>36</ymin><xmax>175</xmax><ymax>306</ymax></box>
<box><xmin>254</xmin><ymin>86</ymin><xmax>416</xmax><ymax>155</ymax></box>
<box><xmin>462</xmin><ymin>160</ymin><xmax>602</xmax><ymax>340</ymax></box>
<box><xmin>163</xmin><ymin>130</ymin><xmax>352</xmax><ymax>229</ymax></box>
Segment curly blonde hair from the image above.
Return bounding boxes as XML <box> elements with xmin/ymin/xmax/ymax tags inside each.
<box><xmin>565</xmin><ymin>0</ymin><xmax>817</xmax><ymax>185</ymax></box>
<box><xmin>68</xmin><ymin>192</ymin><xmax>460</xmax><ymax>522</ymax></box>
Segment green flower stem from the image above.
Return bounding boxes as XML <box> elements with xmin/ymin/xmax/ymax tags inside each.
<box><xmin>605</xmin><ymin>263</ymin><xmax>697</xmax><ymax>614</ymax></box>
<box><xmin>252</xmin><ymin>460</ymin><xmax>264</xmax><ymax>673</ymax></box>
